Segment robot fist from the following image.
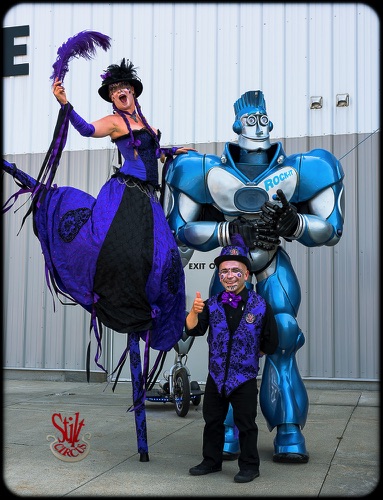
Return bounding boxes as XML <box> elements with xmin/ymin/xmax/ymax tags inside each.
<box><xmin>260</xmin><ymin>189</ymin><xmax>298</xmax><ymax>238</ymax></box>
<box><xmin>229</xmin><ymin>217</ymin><xmax>255</xmax><ymax>248</ymax></box>
<box><xmin>251</xmin><ymin>219</ymin><xmax>281</xmax><ymax>250</ymax></box>
<box><xmin>229</xmin><ymin>217</ymin><xmax>280</xmax><ymax>251</ymax></box>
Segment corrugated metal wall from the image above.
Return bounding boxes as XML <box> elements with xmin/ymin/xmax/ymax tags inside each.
<box><xmin>2</xmin><ymin>3</ymin><xmax>379</xmax><ymax>382</ymax></box>
<box><xmin>3</xmin><ymin>3</ymin><xmax>379</xmax><ymax>152</ymax></box>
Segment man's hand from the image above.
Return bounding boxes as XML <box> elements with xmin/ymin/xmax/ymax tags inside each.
<box><xmin>186</xmin><ymin>292</ymin><xmax>204</xmax><ymax>331</ymax></box>
<box><xmin>192</xmin><ymin>291</ymin><xmax>205</xmax><ymax>314</ymax></box>
<box><xmin>260</xmin><ymin>189</ymin><xmax>299</xmax><ymax>238</ymax></box>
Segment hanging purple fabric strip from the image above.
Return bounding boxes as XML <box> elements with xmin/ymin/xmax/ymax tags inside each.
<box><xmin>142</xmin><ymin>330</ymin><xmax>150</xmax><ymax>389</ymax></box>
<box><xmin>111</xmin><ymin>345</ymin><xmax>129</xmax><ymax>377</ymax></box>
<box><xmin>32</xmin><ymin>104</ymin><xmax>71</xmax><ymax>210</ymax></box>
<box><xmin>2</xmin><ymin>187</ymin><xmax>33</xmax><ymax>214</ymax></box>
<box><xmin>43</xmin><ymin>110</ymin><xmax>70</xmax><ymax>192</ymax></box>
<box><xmin>146</xmin><ymin>350</ymin><xmax>166</xmax><ymax>390</ymax></box>
<box><xmin>91</xmin><ymin>304</ymin><xmax>107</xmax><ymax>374</ymax></box>
<box><xmin>44</xmin><ymin>263</ymin><xmax>57</xmax><ymax>313</ymax></box>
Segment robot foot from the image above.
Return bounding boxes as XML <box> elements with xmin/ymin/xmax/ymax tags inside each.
<box><xmin>222</xmin><ymin>451</ymin><xmax>240</xmax><ymax>461</ymax></box>
<box><xmin>273</xmin><ymin>452</ymin><xmax>309</xmax><ymax>464</ymax></box>
<box><xmin>223</xmin><ymin>436</ymin><xmax>240</xmax><ymax>458</ymax></box>
<box><xmin>273</xmin><ymin>424</ymin><xmax>309</xmax><ymax>463</ymax></box>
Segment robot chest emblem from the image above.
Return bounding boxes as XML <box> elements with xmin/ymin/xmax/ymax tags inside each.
<box><xmin>234</xmin><ymin>188</ymin><xmax>268</xmax><ymax>211</ymax></box>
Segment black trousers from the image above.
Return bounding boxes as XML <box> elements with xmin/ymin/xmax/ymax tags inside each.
<box><xmin>202</xmin><ymin>374</ymin><xmax>260</xmax><ymax>471</ymax></box>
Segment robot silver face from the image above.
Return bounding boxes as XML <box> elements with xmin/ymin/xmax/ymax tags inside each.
<box><xmin>238</xmin><ymin>112</ymin><xmax>271</xmax><ymax>149</ymax></box>
<box><xmin>232</xmin><ymin>91</ymin><xmax>273</xmax><ymax>151</ymax></box>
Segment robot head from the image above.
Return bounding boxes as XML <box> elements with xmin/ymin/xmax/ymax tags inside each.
<box><xmin>232</xmin><ymin>90</ymin><xmax>273</xmax><ymax>151</ymax></box>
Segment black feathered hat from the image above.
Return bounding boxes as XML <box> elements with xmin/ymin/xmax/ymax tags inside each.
<box><xmin>98</xmin><ymin>58</ymin><xmax>143</xmax><ymax>102</ymax></box>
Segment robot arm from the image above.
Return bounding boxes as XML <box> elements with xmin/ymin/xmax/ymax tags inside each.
<box><xmin>292</xmin><ymin>184</ymin><xmax>344</xmax><ymax>247</ymax></box>
<box><xmin>163</xmin><ymin>151</ymin><xmax>226</xmax><ymax>252</ymax></box>
<box><xmin>164</xmin><ymin>187</ymin><xmax>223</xmax><ymax>252</ymax></box>
<box><xmin>168</xmin><ymin>193</ymin><xmax>226</xmax><ymax>252</ymax></box>
<box><xmin>261</xmin><ymin>181</ymin><xmax>344</xmax><ymax>248</ymax></box>
<box><xmin>292</xmin><ymin>148</ymin><xmax>345</xmax><ymax>247</ymax></box>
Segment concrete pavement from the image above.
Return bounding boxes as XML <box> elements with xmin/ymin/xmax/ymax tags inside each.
<box><xmin>2</xmin><ymin>375</ymin><xmax>380</xmax><ymax>497</ymax></box>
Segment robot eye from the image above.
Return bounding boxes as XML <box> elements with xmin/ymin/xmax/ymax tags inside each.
<box><xmin>259</xmin><ymin>115</ymin><xmax>269</xmax><ymax>126</ymax></box>
<box><xmin>246</xmin><ymin>114</ymin><xmax>257</xmax><ymax>126</ymax></box>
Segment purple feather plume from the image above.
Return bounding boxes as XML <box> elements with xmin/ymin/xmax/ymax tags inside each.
<box><xmin>50</xmin><ymin>30</ymin><xmax>111</xmax><ymax>82</ymax></box>
<box><xmin>230</xmin><ymin>233</ymin><xmax>249</xmax><ymax>254</ymax></box>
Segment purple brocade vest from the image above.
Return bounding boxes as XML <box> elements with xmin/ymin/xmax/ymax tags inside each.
<box><xmin>207</xmin><ymin>290</ymin><xmax>266</xmax><ymax>396</ymax></box>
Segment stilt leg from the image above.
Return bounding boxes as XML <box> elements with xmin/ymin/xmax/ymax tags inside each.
<box><xmin>128</xmin><ymin>332</ymin><xmax>149</xmax><ymax>462</ymax></box>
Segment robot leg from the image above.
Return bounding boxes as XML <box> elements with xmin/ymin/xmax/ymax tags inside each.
<box><xmin>257</xmin><ymin>249</ymin><xmax>309</xmax><ymax>463</ymax></box>
<box><xmin>260</xmin><ymin>315</ymin><xmax>309</xmax><ymax>463</ymax></box>
<box><xmin>223</xmin><ymin>404</ymin><xmax>240</xmax><ymax>458</ymax></box>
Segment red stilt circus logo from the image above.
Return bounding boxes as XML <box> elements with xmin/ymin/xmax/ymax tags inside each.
<box><xmin>47</xmin><ymin>412</ymin><xmax>91</xmax><ymax>462</ymax></box>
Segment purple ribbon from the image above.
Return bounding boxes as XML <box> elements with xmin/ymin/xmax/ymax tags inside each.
<box><xmin>221</xmin><ymin>291</ymin><xmax>242</xmax><ymax>308</ymax></box>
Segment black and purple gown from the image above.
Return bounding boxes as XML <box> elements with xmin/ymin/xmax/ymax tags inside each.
<box><xmin>2</xmin><ymin>115</ymin><xmax>186</xmax><ymax>461</ymax></box>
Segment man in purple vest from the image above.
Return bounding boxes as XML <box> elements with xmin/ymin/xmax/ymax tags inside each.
<box><xmin>185</xmin><ymin>234</ymin><xmax>279</xmax><ymax>483</ymax></box>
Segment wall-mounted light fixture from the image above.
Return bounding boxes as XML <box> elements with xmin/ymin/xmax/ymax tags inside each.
<box><xmin>310</xmin><ymin>96</ymin><xmax>323</xmax><ymax>109</ymax></box>
<box><xmin>336</xmin><ymin>93</ymin><xmax>349</xmax><ymax>107</ymax></box>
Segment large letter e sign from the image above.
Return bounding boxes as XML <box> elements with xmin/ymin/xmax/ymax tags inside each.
<box><xmin>3</xmin><ymin>25</ymin><xmax>30</xmax><ymax>76</ymax></box>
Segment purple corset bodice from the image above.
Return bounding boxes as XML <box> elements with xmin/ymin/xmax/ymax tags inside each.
<box><xmin>114</xmin><ymin>129</ymin><xmax>160</xmax><ymax>186</ymax></box>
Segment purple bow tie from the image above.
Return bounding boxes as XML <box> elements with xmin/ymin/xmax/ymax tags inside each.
<box><xmin>221</xmin><ymin>291</ymin><xmax>242</xmax><ymax>308</ymax></box>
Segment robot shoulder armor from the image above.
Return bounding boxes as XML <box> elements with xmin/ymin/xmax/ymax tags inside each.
<box><xmin>293</xmin><ymin>149</ymin><xmax>344</xmax><ymax>199</ymax></box>
<box><xmin>165</xmin><ymin>151</ymin><xmax>220</xmax><ymax>193</ymax></box>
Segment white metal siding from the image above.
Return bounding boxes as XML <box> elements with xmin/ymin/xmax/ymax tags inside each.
<box><xmin>3</xmin><ymin>3</ymin><xmax>379</xmax><ymax>153</ymax></box>
<box><xmin>2</xmin><ymin>3</ymin><xmax>379</xmax><ymax>382</ymax></box>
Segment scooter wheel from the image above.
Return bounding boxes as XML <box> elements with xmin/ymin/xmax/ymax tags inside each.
<box><xmin>174</xmin><ymin>368</ymin><xmax>190</xmax><ymax>417</ymax></box>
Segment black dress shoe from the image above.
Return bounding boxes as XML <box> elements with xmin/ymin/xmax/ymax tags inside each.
<box><xmin>234</xmin><ymin>469</ymin><xmax>260</xmax><ymax>483</ymax></box>
<box><xmin>189</xmin><ymin>462</ymin><xmax>222</xmax><ymax>476</ymax></box>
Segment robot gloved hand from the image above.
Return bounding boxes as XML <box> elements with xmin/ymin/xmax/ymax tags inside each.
<box><xmin>260</xmin><ymin>189</ymin><xmax>299</xmax><ymax>238</ymax></box>
<box><xmin>229</xmin><ymin>216</ymin><xmax>280</xmax><ymax>251</ymax></box>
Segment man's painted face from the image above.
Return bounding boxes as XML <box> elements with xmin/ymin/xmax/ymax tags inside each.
<box><xmin>218</xmin><ymin>260</ymin><xmax>249</xmax><ymax>293</ymax></box>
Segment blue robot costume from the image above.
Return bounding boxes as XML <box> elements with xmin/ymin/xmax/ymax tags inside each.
<box><xmin>163</xmin><ymin>90</ymin><xmax>345</xmax><ymax>463</ymax></box>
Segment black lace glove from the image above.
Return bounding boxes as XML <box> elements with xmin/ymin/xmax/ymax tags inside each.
<box><xmin>260</xmin><ymin>189</ymin><xmax>299</xmax><ymax>238</ymax></box>
<box><xmin>229</xmin><ymin>217</ymin><xmax>280</xmax><ymax>251</ymax></box>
